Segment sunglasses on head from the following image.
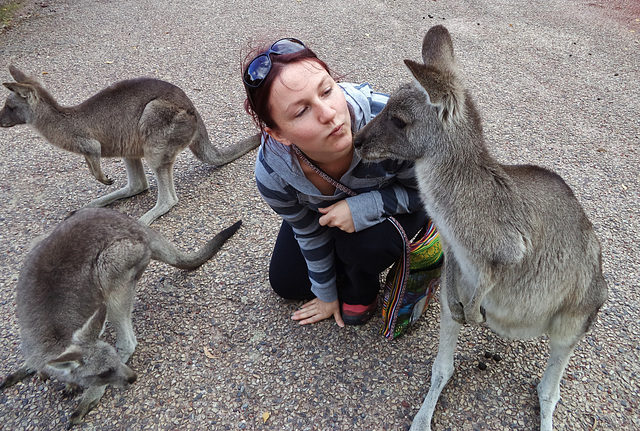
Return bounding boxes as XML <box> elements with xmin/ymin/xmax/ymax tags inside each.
<box><xmin>243</xmin><ymin>38</ymin><xmax>306</xmax><ymax>89</ymax></box>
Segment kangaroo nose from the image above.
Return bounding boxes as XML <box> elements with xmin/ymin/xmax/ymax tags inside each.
<box><xmin>128</xmin><ymin>373</ymin><xmax>137</xmax><ymax>384</ymax></box>
<box><xmin>353</xmin><ymin>134</ymin><xmax>363</xmax><ymax>149</ymax></box>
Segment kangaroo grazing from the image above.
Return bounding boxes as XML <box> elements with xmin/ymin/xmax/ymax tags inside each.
<box><xmin>0</xmin><ymin>66</ymin><xmax>260</xmax><ymax>225</ymax></box>
<box><xmin>354</xmin><ymin>25</ymin><xmax>607</xmax><ymax>431</ymax></box>
<box><xmin>0</xmin><ymin>208</ymin><xmax>241</xmax><ymax>428</ymax></box>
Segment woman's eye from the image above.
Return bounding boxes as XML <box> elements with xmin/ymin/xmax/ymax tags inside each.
<box><xmin>322</xmin><ymin>86</ymin><xmax>333</xmax><ymax>96</ymax></box>
<box><xmin>294</xmin><ymin>107</ymin><xmax>307</xmax><ymax>118</ymax></box>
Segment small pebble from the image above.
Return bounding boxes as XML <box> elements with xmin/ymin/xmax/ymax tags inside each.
<box><xmin>478</xmin><ymin>361</ymin><xmax>487</xmax><ymax>370</ymax></box>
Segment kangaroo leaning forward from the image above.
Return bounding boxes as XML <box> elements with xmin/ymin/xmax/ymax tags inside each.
<box><xmin>354</xmin><ymin>25</ymin><xmax>607</xmax><ymax>431</ymax></box>
<box><xmin>0</xmin><ymin>208</ymin><xmax>241</xmax><ymax>428</ymax></box>
<box><xmin>0</xmin><ymin>66</ymin><xmax>260</xmax><ymax>225</ymax></box>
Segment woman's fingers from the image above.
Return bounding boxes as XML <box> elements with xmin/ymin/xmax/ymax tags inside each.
<box><xmin>291</xmin><ymin>298</ymin><xmax>343</xmax><ymax>327</ymax></box>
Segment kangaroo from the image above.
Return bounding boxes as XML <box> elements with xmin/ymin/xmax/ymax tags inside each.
<box><xmin>354</xmin><ymin>25</ymin><xmax>607</xmax><ymax>431</ymax></box>
<box><xmin>0</xmin><ymin>66</ymin><xmax>260</xmax><ymax>225</ymax></box>
<box><xmin>0</xmin><ymin>208</ymin><xmax>242</xmax><ymax>428</ymax></box>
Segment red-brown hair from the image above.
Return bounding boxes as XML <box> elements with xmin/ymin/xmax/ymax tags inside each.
<box><xmin>242</xmin><ymin>41</ymin><xmax>335</xmax><ymax>135</ymax></box>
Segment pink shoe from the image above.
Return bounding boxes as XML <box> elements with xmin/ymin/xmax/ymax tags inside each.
<box><xmin>341</xmin><ymin>300</ymin><xmax>378</xmax><ymax>325</ymax></box>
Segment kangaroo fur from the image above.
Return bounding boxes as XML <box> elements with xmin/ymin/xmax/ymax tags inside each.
<box><xmin>0</xmin><ymin>208</ymin><xmax>241</xmax><ymax>428</ymax></box>
<box><xmin>0</xmin><ymin>66</ymin><xmax>260</xmax><ymax>225</ymax></box>
<box><xmin>354</xmin><ymin>25</ymin><xmax>607</xmax><ymax>431</ymax></box>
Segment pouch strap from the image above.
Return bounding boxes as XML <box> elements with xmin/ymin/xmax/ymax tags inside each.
<box><xmin>382</xmin><ymin>217</ymin><xmax>412</xmax><ymax>337</ymax></box>
<box><xmin>291</xmin><ymin>144</ymin><xmax>357</xmax><ymax>197</ymax></box>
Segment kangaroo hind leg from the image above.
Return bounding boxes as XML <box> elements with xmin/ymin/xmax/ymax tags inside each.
<box><xmin>98</xmin><ymin>239</ymin><xmax>149</xmax><ymax>361</ymax></box>
<box><xmin>137</xmin><ymin>160</ymin><xmax>177</xmax><ymax>225</ymax></box>
<box><xmin>410</xmin><ymin>287</ymin><xmax>463</xmax><ymax>431</ymax></box>
<box><xmin>107</xmin><ymin>278</ymin><xmax>139</xmax><ymax>363</ymax></box>
<box><xmin>537</xmin><ymin>311</ymin><xmax>591</xmax><ymax>431</ymax></box>
<box><xmin>137</xmin><ymin>99</ymin><xmax>197</xmax><ymax>225</ymax></box>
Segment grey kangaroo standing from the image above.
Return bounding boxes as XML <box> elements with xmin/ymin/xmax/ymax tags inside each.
<box><xmin>354</xmin><ymin>25</ymin><xmax>607</xmax><ymax>431</ymax></box>
<box><xmin>0</xmin><ymin>66</ymin><xmax>260</xmax><ymax>225</ymax></box>
<box><xmin>0</xmin><ymin>208</ymin><xmax>241</xmax><ymax>428</ymax></box>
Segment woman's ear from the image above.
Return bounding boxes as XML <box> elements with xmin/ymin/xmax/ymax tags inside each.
<box><xmin>264</xmin><ymin>126</ymin><xmax>292</xmax><ymax>146</ymax></box>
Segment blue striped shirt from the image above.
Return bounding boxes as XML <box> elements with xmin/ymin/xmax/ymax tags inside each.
<box><xmin>255</xmin><ymin>83</ymin><xmax>423</xmax><ymax>302</ymax></box>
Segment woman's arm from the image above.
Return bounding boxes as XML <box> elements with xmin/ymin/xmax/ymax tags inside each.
<box><xmin>345</xmin><ymin>159</ymin><xmax>424</xmax><ymax>231</ymax></box>
<box><xmin>255</xmin><ymin>154</ymin><xmax>340</xmax><ymax>304</ymax></box>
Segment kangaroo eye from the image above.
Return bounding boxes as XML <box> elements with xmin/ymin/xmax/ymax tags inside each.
<box><xmin>98</xmin><ymin>368</ymin><xmax>115</xmax><ymax>379</ymax></box>
<box><xmin>390</xmin><ymin>116</ymin><xmax>406</xmax><ymax>129</ymax></box>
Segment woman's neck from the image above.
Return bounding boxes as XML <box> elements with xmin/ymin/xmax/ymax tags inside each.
<box><xmin>296</xmin><ymin>145</ymin><xmax>354</xmax><ymax>195</ymax></box>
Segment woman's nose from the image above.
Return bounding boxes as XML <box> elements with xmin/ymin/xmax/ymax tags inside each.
<box><xmin>317</xmin><ymin>101</ymin><xmax>336</xmax><ymax>123</ymax></box>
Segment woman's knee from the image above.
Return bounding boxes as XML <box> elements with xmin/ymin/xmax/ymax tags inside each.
<box><xmin>268</xmin><ymin>261</ymin><xmax>314</xmax><ymax>301</ymax></box>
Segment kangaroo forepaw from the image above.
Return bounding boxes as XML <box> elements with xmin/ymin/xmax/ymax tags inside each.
<box><xmin>1</xmin><ymin>367</ymin><xmax>36</xmax><ymax>388</ymax></box>
<box><xmin>98</xmin><ymin>175</ymin><xmax>114</xmax><ymax>186</ymax></box>
<box><xmin>62</xmin><ymin>383</ymin><xmax>82</xmax><ymax>398</ymax></box>
<box><xmin>464</xmin><ymin>304</ymin><xmax>487</xmax><ymax>325</ymax></box>
<box><xmin>67</xmin><ymin>411</ymin><xmax>82</xmax><ymax>429</ymax></box>
<box><xmin>68</xmin><ymin>396</ymin><xmax>99</xmax><ymax>429</ymax></box>
<box><xmin>449</xmin><ymin>301</ymin><xmax>466</xmax><ymax>324</ymax></box>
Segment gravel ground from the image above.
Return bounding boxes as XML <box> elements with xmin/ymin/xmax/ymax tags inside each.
<box><xmin>0</xmin><ymin>0</ymin><xmax>638</xmax><ymax>430</ymax></box>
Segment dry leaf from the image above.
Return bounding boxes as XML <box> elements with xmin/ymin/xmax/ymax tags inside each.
<box><xmin>262</xmin><ymin>412</ymin><xmax>270</xmax><ymax>423</ymax></box>
<box><xmin>203</xmin><ymin>345</ymin><xmax>216</xmax><ymax>359</ymax></box>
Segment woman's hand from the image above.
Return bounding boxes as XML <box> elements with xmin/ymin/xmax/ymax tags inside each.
<box><xmin>318</xmin><ymin>200</ymin><xmax>355</xmax><ymax>233</ymax></box>
<box><xmin>292</xmin><ymin>298</ymin><xmax>345</xmax><ymax>327</ymax></box>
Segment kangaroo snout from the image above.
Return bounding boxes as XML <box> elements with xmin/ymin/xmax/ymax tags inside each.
<box><xmin>109</xmin><ymin>363</ymin><xmax>137</xmax><ymax>389</ymax></box>
<box><xmin>125</xmin><ymin>370</ymin><xmax>137</xmax><ymax>387</ymax></box>
<box><xmin>353</xmin><ymin>129</ymin><xmax>382</xmax><ymax>161</ymax></box>
<box><xmin>353</xmin><ymin>134</ymin><xmax>364</xmax><ymax>149</ymax></box>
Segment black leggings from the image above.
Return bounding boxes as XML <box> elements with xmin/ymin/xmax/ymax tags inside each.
<box><xmin>269</xmin><ymin>210</ymin><xmax>429</xmax><ymax>305</ymax></box>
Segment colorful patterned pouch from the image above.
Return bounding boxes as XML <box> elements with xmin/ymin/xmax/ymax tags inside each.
<box><xmin>381</xmin><ymin>218</ymin><xmax>443</xmax><ymax>339</ymax></box>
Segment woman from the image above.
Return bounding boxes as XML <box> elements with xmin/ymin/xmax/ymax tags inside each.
<box><xmin>243</xmin><ymin>38</ymin><xmax>428</xmax><ymax>327</ymax></box>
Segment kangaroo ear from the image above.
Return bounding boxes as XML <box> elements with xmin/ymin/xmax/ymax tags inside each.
<box><xmin>3</xmin><ymin>82</ymin><xmax>35</xmax><ymax>99</ymax></box>
<box><xmin>47</xmin><ymin>345</ymin><xmax>83</xmax><ymax>372</ymax></box>
<box><xmin>72</xmin><ymin>303</ymin><xmax>107</xmax><ymax>344</ymax></box>
<box><xmin>8</xmin><ymin>66</ymin><xmax>29</xmax><ymax>83</ymax></box>
<box><xmin>421</xmin><ymin>25</ymin><xmax>456</xmax><ymax>71</ymax></box>
<box><xmin>404</xmin><ymin>59</ymin><xmax>440</xmax><ymax>104</ymax></box>
<box><xmin>404</xmin><ymin>58</ymin><xmax>464</xmax><ymax>124</ymax></box>
<box><xmin>404</xmin><ymin>59</ymin><xmax>428</xmax><ymax>88</ymax></box>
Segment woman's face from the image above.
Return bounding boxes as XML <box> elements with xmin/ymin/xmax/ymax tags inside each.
<box><xmin>264</xmin><ymin>60</ymin><xmax>352</xmax><ymax>164</ymax></box>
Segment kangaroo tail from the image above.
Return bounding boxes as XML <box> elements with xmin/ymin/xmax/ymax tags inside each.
<box><xmin>189</xmin><ymin>111</ymin><xmax>260</xmax><ymax>166</ymax></box>
<box><xmin>149</xmin><ymin>220</ymin><xmax>242</xmax><ymax>269</ymax></box>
